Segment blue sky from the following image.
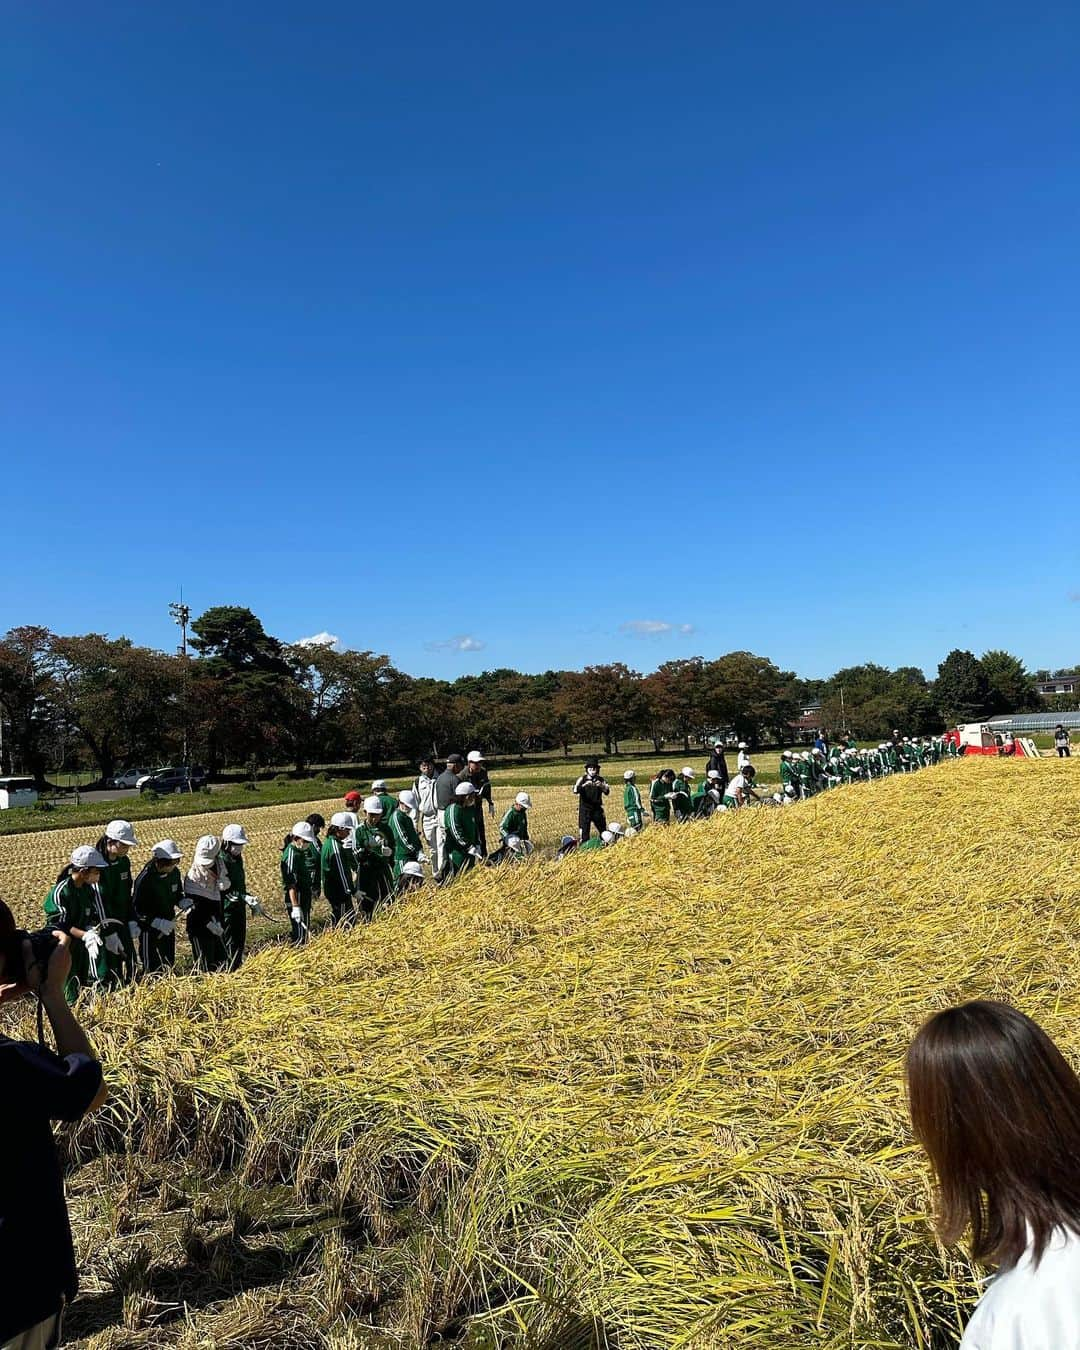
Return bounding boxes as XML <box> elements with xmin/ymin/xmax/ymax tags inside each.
<box><xmin>3</xmin><ymin>2</ymin><xmax>1078</xmax><ymax>679</ymax></box>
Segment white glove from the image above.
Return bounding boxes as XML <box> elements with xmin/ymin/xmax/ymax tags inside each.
<box><xmin>206</xmin><ymin>919</ymin><xmax>225</xmax><ymax>938</ymax></box>
<box><xmin>82</xmin><ymin>928</ymin><xmax>103</xmax><ymax>962</ymax></box>
<box><xmin>151</xmin><ymin>917</ymin><xmax>175</xmax><ymax>936</ymax></box>
<box><xmin>469</xmin><ymin>846</ymin><xmax>483</xmax><ymax>860</ymax></box>
<box><xmin>417</xmin><ymin>852</ymin><xmax>428</xmax><ymax>865</ymax></box>
<box><xmin>104</xmin><ymin>933</ymin><xmax>124</xmax><ymax>957</ymax></box>
<box><xmin>245</xmin><ymin>895</ymin><xmax>264</xmax><ymax>916</ymax></box>
<box><xmin>128</xmin><ymin>920</ymin><xmax>141</xmax><ymax>940</ymax></box>
<box><xmin>178</xmin><ymin>896</ymin><xmax>193</xmax><ymax>912</ymax></box>
<box><xmin>290</xmin><ymin>906</ymin><xmax>304</xmax><ymax>925</ymax></box>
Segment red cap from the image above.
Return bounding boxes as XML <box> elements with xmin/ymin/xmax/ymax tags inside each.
<box><xmin>344</xmin><ymin>790</ymin><xmax>362</xmax><ymax>805</ymax></box>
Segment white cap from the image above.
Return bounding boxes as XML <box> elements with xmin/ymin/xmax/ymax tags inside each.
<box><xmin>371</xmin><ymin>779</ymin><xmax>389</xmax><ymax>792</ymax></box>
<box><xmin>466</xmin><ymin>750</ymin><xmax>484</xmax><ymax>763</ymax></box>
<box><xmin>707</xmin><ymin>769</ymin><xmax>721</xmax><ymax>779</ymax></box>
<box><xmin>398</xmin><ymin>789</ymin><xmax>417</xmax><ymax>810</ymax></box>
<box><xmin>194</xmin><ymin>835</ymin><xmax>221</xmax><ymax>864</ymax></box>
<box><xmin>608</xmin><ymin>822</ymin><xmax>624</xmax><ymax>835</ymax></box>
<box><xmin>71</xmin><ymin>844</ymin><xmax>107</xmax><ymax>870</ymax></box>
<box><xmin>329</xmin><ymin>812</ymin><xmax>354</xmax><ymax>830</ymax></box>
<box><xmin>455</xmin><ymin>781</ymin><xmax>477</xmax><ymax>796</ymax></box>
<box><xmin>400</xmin><ymin>860</ymin><xmax>424</xmax><ymax>879</ymax></box>
<box><xmin>738</xmin><ymin>742</ymin><xmax>748</xmax><ymax>749</ymax></box>
<box><xmin>363</xmin><ymin>796</ymin><xmax>383</xmax><ymax>814</ymax></box>
<box><xmin>222</xmin><ymin>823</ymin><xmax>249</xmax><ymax>846</ymax></box>
<box><xmin>600</xmin><ymin>830</ymin><xmax>614</xmax><ymax>843</ymax></box>
<box><xmin>341</xmin><ymin>810</ymin><xmax>359</xmax><ymax>829</ymax></box>
<box><xmin>781</xmin><ymin>749</ymin><xmax>791</xmax><ymax>757</ymax></box>
<box><xmin>152</xmin><ymin>839</ymin><xmax>183</xmax><ymax>861</ymax></box>
<box><xmin>623</xmin><ymin>769</ymin><xmax>635</xmax><ymax>780</ymax></box>
<box><xmin>291</xmin><ymin>820</ymin><xmax>316</xmax><ymax>842</ymax></box>
<box><xmin>514</xmin><ymin>792</ymin><xmax>532</xmax><ymax>808</ymax></box>
<box><xmin>105</xmin><ymin>819</ymin><xmax>138</xmax><ymax>846</ymax></box>
<box><xmin>680</xmin><ymin>766</ymin><xmax>694</xmax><ymax>777</ymax></box>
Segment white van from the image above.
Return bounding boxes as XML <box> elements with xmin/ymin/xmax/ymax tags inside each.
<box><xmin>0</xmin><ymin>776</ymin><xmax>37</xmax><ymax>809</ymax></box>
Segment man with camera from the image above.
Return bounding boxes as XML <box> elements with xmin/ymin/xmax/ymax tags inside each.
<box><xmin>0</xmin><ymin>904</ymin><xmax>108</xmax><ymax>1349</ymax></box>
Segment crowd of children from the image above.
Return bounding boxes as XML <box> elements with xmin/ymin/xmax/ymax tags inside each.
<box><xmin>37</xmin><ymin>731</ymin><xmax>955</xmax><ymax>1000</ymax></box>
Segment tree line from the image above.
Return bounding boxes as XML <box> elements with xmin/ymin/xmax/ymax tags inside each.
<box><xmin>0</xmin><ymin>607</ymin><xmax>1055</xmax><ymax>785</ymax></box>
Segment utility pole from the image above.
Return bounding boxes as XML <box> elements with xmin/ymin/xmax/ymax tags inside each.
<box><xmin>169</xmin><ymin>596</ymin><xmax>191</xmax><ymax>766</ymax></box>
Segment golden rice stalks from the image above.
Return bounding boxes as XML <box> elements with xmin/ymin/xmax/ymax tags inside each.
<box><xmin>12</xmin><ymin>758</ymin><xmax>1080</xmax><ymax>1346</ymax></box>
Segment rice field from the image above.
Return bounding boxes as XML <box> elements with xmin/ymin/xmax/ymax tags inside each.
<box><xmin>3</xmin><ymin>757</ymin><xmax>1075</xmax><ymax>1348</ymax></box>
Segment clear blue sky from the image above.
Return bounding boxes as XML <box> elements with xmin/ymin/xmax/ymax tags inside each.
<box><xmin>3</xmin><ymin>2</ymin><xmax>1078</xmax><ymax>679</ymax></box>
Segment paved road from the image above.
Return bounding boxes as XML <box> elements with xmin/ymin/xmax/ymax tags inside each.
<box><xmin>62</xmin><ymin>785</ymin><xmax>229</xmax><ymax>805</ymax></box>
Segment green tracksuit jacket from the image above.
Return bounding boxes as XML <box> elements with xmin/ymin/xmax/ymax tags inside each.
<box><xmin>97</xmin><ymin>853</ymin><xmax>136</xmax><ymax>985</ymax></box>
<box><xmin>131</xmin><ymin>861</ymin><xmax>183</xmax><ymax>974</ymax></box>
<box><xmin>220</xmin><ymin>848</ymin><xmax>248</xmax><ymax>970</ymax></box>
<box><xmin>650</xmin><ymin>778</ymin><xmax>672</xmax><ymax>823</ymax></box>
<box><xmin>578</xmin><ymin>836</ymin><xmax>605</xmax><ymax>852</ymax></box>
<box><xmin>623</xmin><ymin>782</ymin><xmax>644</xmax><ymax>829</ymax></box>
<box><xmin>353</xmin><ymin>822</ymin><xmax>393</xmax><ymax>912</ymax></box>
<box><xmin>388</xmin><ymin>808</ymin><xmax>422</xmax><ymax>878</ymax></box>
<box><xmin>444</xmin><ymin>802</ymin><xmax>479</xmax><ymax>874</ymax></box>
<box><xmin>45</xmin><ymin>874</ymin><xmax>109</xmax><ymax>1002</ymax></box>
<box><xmin>320</xmin><ymin>835</ymin><xmax>356</xmax><ymax>921</ymax></box>
<box><xmin>671</xmin><ymin>777</ymin><xmax>693</xmax><ymax>820</ymax></box>
<box><xmin>499</xmin><ymin>806</ymin><xmax>530</xmax><ymax>842</ymax></box>
<box><xmin>281</xmin><ymin>842</ymin><xmax>316</xmax><ymax>942</ymax></box>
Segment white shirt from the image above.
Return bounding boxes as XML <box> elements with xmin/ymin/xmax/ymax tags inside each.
<box><xmin>726</xmin><ymin>773</ymin><xmax>747</xmax><ymax>798</ymax></box>
<box><xmin>960</xmin><ymin>1228</ymin><xmax>1080</xmax><ymax>1349</ymax></box>
<box><xmin>737</xmin><ymin>750</ymin><xmax>751</xmax><ymax>769</ymax></box>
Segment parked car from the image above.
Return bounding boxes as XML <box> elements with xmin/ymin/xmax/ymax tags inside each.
<box><xmin>107</xmin><ymin>767</ymin><xmax>151</xmax><ymax>789</ymax></box>
<box><xmin>0</xmin><ymin>776</ymin><xmax>38</xmax><ymax>809</ymax></box>
<box><xmin>139</xmin><ymin>765</ymin><xmax>209</xmax><ymax>795</ymax></box>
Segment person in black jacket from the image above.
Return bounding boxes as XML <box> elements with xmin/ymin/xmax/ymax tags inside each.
<box><xmin>573</xmin><ymin>758</ymin><xmax>610</xmax><ymax>841</ymax></box>
<box><xmin>0</xmin><ymin>912</ymin><xmax>108</xmax><ymax>1350</ymax></box>
<box><xmin>704</xmin><ymin>740</ymin><xmax>730</xmax><ymax>792</ymax></box>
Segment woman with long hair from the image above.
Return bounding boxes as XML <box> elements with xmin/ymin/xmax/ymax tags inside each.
<box><xmin>906</xmin><ymin>1000</ymin><xmax>1080</xmax><ymax>1346</ymax></box>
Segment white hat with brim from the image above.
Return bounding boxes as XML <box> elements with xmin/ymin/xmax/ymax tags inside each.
<box><xmin>455</xmin><ymin>781</ymin><xmax>477</xmax><ymax>796</ymax></box>
<box><xmin>329</xmin><ymin>812</ymin><xmax>355</xmax><ymax>830</ymax></box>
<box><xmin>291</xmin><ymin>821</ymin><xmax>316</xmax><ymax>842</ymax></box>
<box><xmin>152</xmin><ymin>839</ymin><xmax>183</xmax><ymax>861</ymax></box>
<box><xmin>222</xmin><ymin>824</ymin><xmax>249</xmax><ymax>846</ymax></box>
<box><xmin>363</xmin><ymin>797</ymin><xmax>383</xmax><ymax>814</ymax></box>
<box><xmin>105</xmin><ymin>819</ymin><xmax>139</xmax><ymax>846</ymax></box>
<box><xmin>401</xmin><ymin>861</ymin><xmax>424</xmax><ymax>878</ymax></box>
<box><xmin>71</xmin><ymin>845</ymin><xmax>108</xmax><ymax>870</ymax></box>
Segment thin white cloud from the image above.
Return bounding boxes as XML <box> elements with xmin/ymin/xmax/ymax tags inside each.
<box><xmin>293</xmin><ymin>631</ymin><xmax>342</xmax><ymax>650</ymax></box>
<box><xmin>621</xmin><ymin>620</ymin><xmax>696</xmax><ymax>638</ymax></box>
<box><xmin>1069</xmin><ymin>591</ymin><xmax>1080</xmax><ymax>603</ymax></box>
<box><xmin>425</xmin><ymin>634</ymin><xmax>486</xmax><ymax>653</ymax></box>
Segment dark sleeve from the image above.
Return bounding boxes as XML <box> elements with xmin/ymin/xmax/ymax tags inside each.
<box><xmin>131</xmin><ymin>865</ymin><xmax>152</xmax><ymax>925</ymax></box>
<box><xmin>5</xmin><ymin>1042</ymin><xmax>102</xmax><ymax>1122</ymax></box>
<box><xmin>481</xmin><ymin>780</ymin><xmax>493</xmax><ymax>805</ymax></box>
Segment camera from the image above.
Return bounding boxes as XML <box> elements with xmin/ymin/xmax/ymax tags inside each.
<box><xmin>0</xmin><ymin>899</ymin><xmax>59</xmax><ymax>986</ymax></box>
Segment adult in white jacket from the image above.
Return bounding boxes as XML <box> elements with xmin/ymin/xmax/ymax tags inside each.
<box><xmin>907</xmin><ymin>1000</ymin><xmax>1080</xmax><ymax>1349</ymax></box>
<box><xmin>411</xmin><ymin>756</ymin><xmax>439</xmax><ymax>873</ymax></box>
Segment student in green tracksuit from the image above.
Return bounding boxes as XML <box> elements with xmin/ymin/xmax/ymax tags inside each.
<box><xmin>321</xmin><ymin>812</ymin><xmax>358</xmax><ymax>925</ymax></box>
<box><xmin>219</xmin><ymin>823</ymin><xmax>251</xmax><ymax>971</ymax></box>
<box><xmin>131</xmin><ymin>839</ymin><xmax>184</xmax><ymax>974</ymax></box>
<box><xmin>44</xmin><ymin>845</ymin><xmax>110</xmax><ymax>1003</ymax></box>
<box><xmin>388</xmin><ymin>790</ymin><xmax>423</xmax><ymax>880</ymax></box>
<box><xmin>692</xmin><ymin>772</ymin><xmax>722</xmax><ymax>817</ymax></box>
<box><xmin>622</xmin><ymin>771</ymin><xmax>645</xmax><ymax>831</ymax></box>
<box><xmin>779</xmin><ymin>752</ymin><xmax>798</xmax><ymax>799</ymax></box>
<box><xmin>281</xmin><ymin>820</ymin><xmax>317</xmax><ymax>944</ymax></box>
<box><xmin>94</xmin><ymin>820</ymin><xmax>139</xmax><ymax>986</ymax></box>
<box><xmin>499</xmin><ymin>792</ymin><xmax>533</xmax><ymax>849</ymax></box>
<box><xmin>671</xmin><ymin>769</ymin><xmax>695</xmax><ymax>822</ymax></box>
<box><xmin>372</xmin><ymin>780</ymin><xmax>397</xmax><ymax>824</ymax></box>
<box><xmin>444</xmin><ymin>782</ymin><xmax>482</xmax><ymax>876</ymax></box>
<box><xmin>579</xmin><ymin>829</ymin><xmax>616</xmax><ymax>852</ymax></box>
<box><xmin>650</xmin><ymin>770</ymin><xmax>675</xmax><ymax>823</ymax></box>
<box><xmin>354</xmin><ymin>798</ymin><xmax>394</xmax><ymax>917</ymax></box>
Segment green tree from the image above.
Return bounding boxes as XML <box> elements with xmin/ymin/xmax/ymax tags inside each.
<box><xmin>642</xmin><ymin>658</ymin><xmax>708</xmax><ymax>752</ymax></box>
<box><xmin>556</xmin><ymin>663</ymin><xmax>647</xmax><ymax>754</ymax></box>
<box><xmin>979</xmin><ymin>650</ymin><xmax>1040</xmax><ymax>716</ymax></box>
<box><xmin>934</xmin><ymin>649</ymin><xmax>991</xmax><ymax>725</ymax></box>
<box><xmin>0</xmin><ymin>626</ymin><xmax>56</xmax><ymax>784</ymax></box>
<box><xmin>47</xmin><ymin>635</ymin><xmax>184</xmax><ymax>783</ymax></box>
<box><xmin>189</xmin><ymin>607</ymin><xmax>297</xmax><ymax>771</ymax></box>
<box><xmin>703</xmin><ymin>652</ymin><xmax>798</xmax><ymax>745</ymax></box>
